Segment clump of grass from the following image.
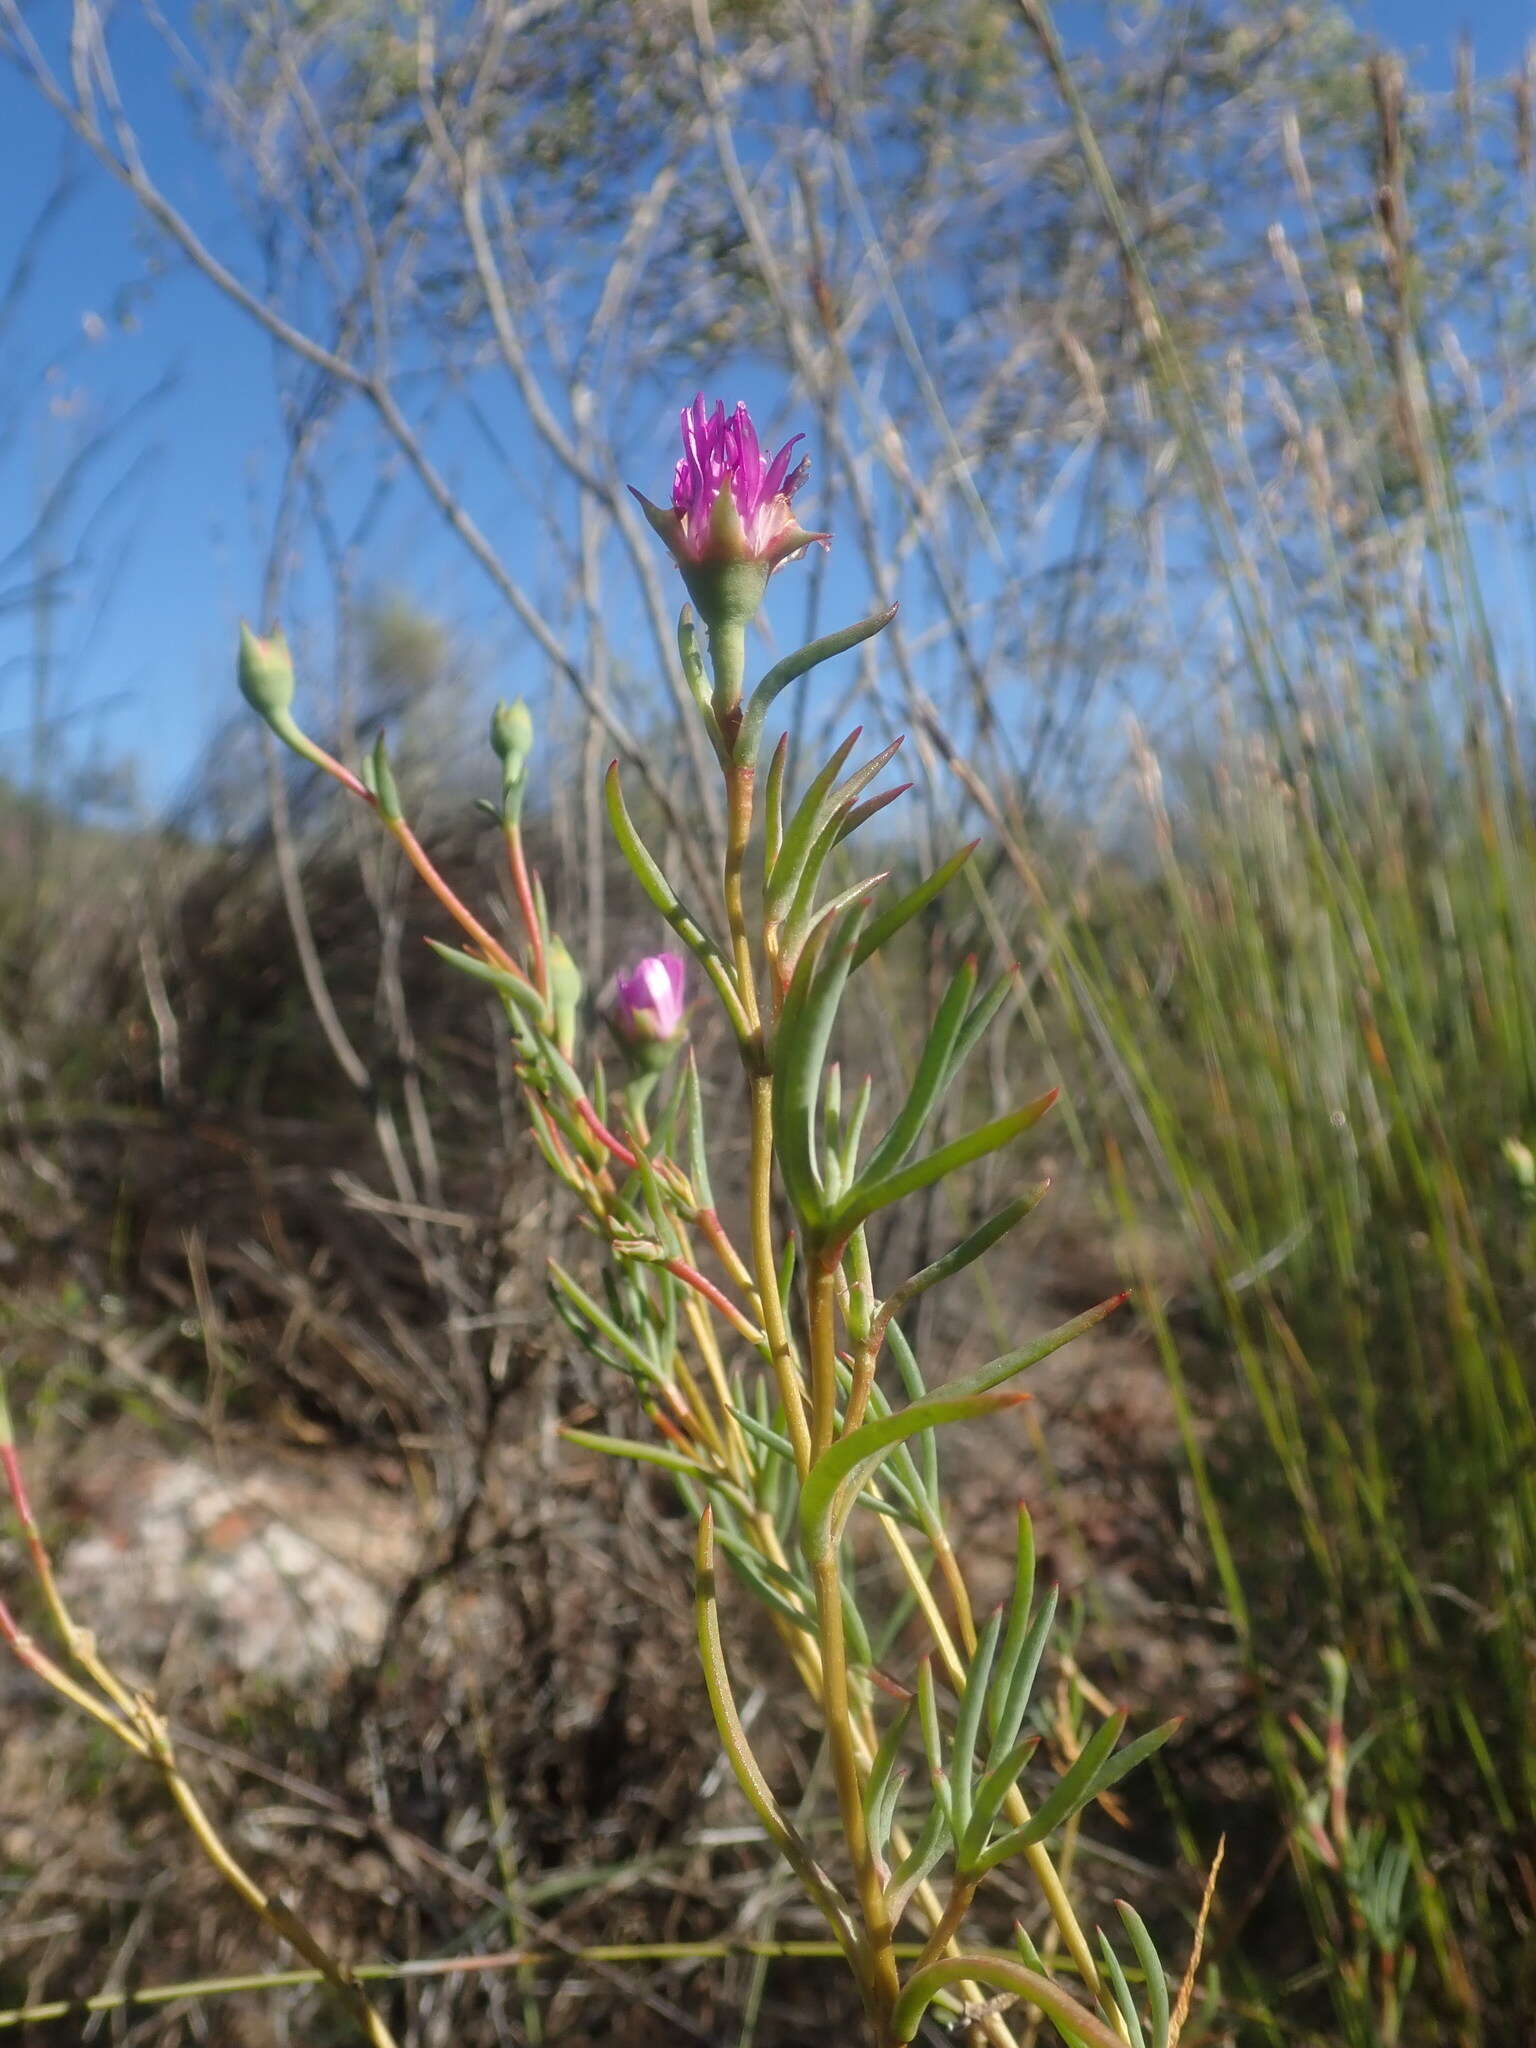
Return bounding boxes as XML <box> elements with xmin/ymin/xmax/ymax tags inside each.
<box><xmin>982</xmin><ymin>15</ymin><xmax>1536</xmax><ymax>2041</ymax></box>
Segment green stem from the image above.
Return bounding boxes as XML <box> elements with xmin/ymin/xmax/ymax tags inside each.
<box><xmin>809</xmin><ymin>1256</ymin><xmax>841</xmax><ymax>1459</ymax></box>
<box><xmin>750</xmin><ymin>1073</ymin><xmax>813</xmax><ymax>1477</ymax></box>
<box><xmin>806</xmin><ymin>1256</ymin><xmax>901</xmax><ymax>2028</ymax></box>
<box><xmin>913</xmin><ymin>1878</ymin><xmax>977</xmax><ymax>1974</ymax></box>
<box><xmin>724</xmin><ymin>760</ymin><xmax>759</xmax><ymax>1020</ymax></box>
<box><xmin>813</xmin><ymin>1550</ymin><xmax>903</xmax><ymax>2030</ymax></box>
<box><xmin>708</xmin><ymin>614</ymin><xmax>749</xmax><ymax>723</ymax></box>
<box><xmin>725</xmin><ymin>754</ymin><xmax>813</xmax><ymax>1474</ymax></box>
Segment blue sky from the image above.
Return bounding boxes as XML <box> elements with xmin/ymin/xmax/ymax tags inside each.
<box><xmin>0</xmin><ymin>0</ymin><xmax>1532</xmax><ymax>820</ymax></box>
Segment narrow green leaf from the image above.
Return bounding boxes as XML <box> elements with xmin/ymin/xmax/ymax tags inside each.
<box><xmin>604</xmin><ymin>764</ymin><xmax>751</xmax><ymax>1040</ymax></box>
<box><xmin>915</xmin><ymin>1660</ymin><xmax>948</xmax><ymax>1802</ymax></box>
<box><xmin>547</xmin><ymin>1260</ymin><xmax>659</xmax><ymax>1385</ymax></box>
<box><xmin>855</xmin><ymin>956</ymin><xmax>979</xmax><ymax>1189</ymax></box>
<box><xmin>884</xmin><ymin>1322</ymin><xmax>938</xmax><ymax>1500</ymax></box>
<box><xmin>1085</xmin><ymin>1717</ymin><xmax>1181</xmax><ymax>1803</ymax></box>
<box><xmin>976</xmin><ymin>1712</ymin><xmax>1125</xmax><ymax>1869</ymax></box>
<box><xmin>676</xmin><ymin>607</ymin><xmax>719</xmax><ymax>735</ymax></box>
<box><xmin>682</xmin><ymin>1054</ymin><xmax>715</xmax><ymax>1213</ymax></box>
<box><xmin>879</xmin><ymin>1188</ymin><xmax>1049</xmax><ymax>1341</ymax></box>
<box><xmin>835</xmin><ymin>778</ymin><xmax>913</xmax><ymax>842</ymax></box>
<box><xmin>779</xmin><ymin>736</ymin><xmax>905</xmax><ymax>953</ymax></box>
<box><xmin>851</xmin><ymin>841</ymin><xmax>978</xmax><ymax>971</ymax></box>
<box><xmin>958</xmin><ymin>1730</ymin><xmax>1042</xmax><ymax>1867</ymax></box>
<box><xmin>644</xmin><ymin>1068</ymin><xmax>686</xmax><ymax>1162</ymax></box>
<box><xmin>776</xmin><ymin>1235</ymin><xmax>797</xmax><ymax>1317</ymax></box>
<box><xmin>1014</xmin><ymin>1919</ymin><xmax>1049</xmax><ymax>1974</ymax></box>
<box><xmin>886</xmin><ymin>1794</ymin><xmax>949</xmax><ymax>1921</ymax></box>
<box><xmin>713</xmin><ymin>1527</ymin><xmax>815</xmax><ymax>1636</ymax></box>
<box><xmin>831</xmin><ymin>1089</ymin><xmax>1059</xmax><ymax>1237</ymax></box>
<box><xmin>943</xmin><ymin>1291</ymin><xmax>1131</xmax><ymax>1404</ymax></box>
<box><xmin>838</xmin><ymin>1075</ymin><xmax>874</xmax><ymax>1181</ymax></box>
<box><xmin>625</xmin><ymin>1128</ymin><xmax>684</xmax><ymax>1255</ymax></box>
<box><xmin>731</xmin><ymin>1404</ymin><xmax>798</xmax><ymax>1470</ymax></box>
<box><xmin>426</xmin><ymin>939</ymin><xmax>545</xmax><ymax>1022</ymax></box>
<box><xmin>993</xmin><ymin>1588</ymin><xmax>1059</xmax><ymax>1757</ymax></box>
<box><xmin>977</xmin><ymin>1716</ymin><xmax>1179</xmax><ymax>1869</ymax></box>
<box><xmin>831</xmin><ymin>1354</ymin><xmax>933</xmax><ymax>1522</ymax></box>
<box><xmin>772</xmin><ymin>910</ymin><xmax>864</xmax><ymax>1227</ymax></box>
<box><xmin>800</xmin><ymin>1386</ymin><xmax>1029</xmax><ymax>1563</ymax></box>
<box><xmin>947</xmin><ymin>971</ymin><xmax>1015</xmax><ymax>1082</ymax></box>
<box><xmin>950</xmin><ymin>1610</ymin><xmax>1003</xmax><ymax>1839</ymax></box>
<box><xmin>559</xmin><ymin>1428</ymin><xmax>751</xmax><ymax>1518</ymax></box>
<box><xmin>738</xmin><ymin>603</ymin><xmax>898</xmax><ymax>763</ymax></box>
<box><xmin>842</xmin><ymin>1574</ymin><xmax>874</xmax><ymax>1669</ymax></box>
<box><xmin>1098</xmin><ymin>1933</ymin><xmax>1147</xmax><ymax>2048</ymax></box>
<box><xmin>1118</xmin><ymin>1903</ymin><xmax>1171</xmax><ymax>2048</ymax></box>
<box><xmin>797</xmin><ymin>872</ymin><xmax>891</xmax><ymax>961</ymax></box>
<box><xmin>361</xmin><ymin>729</ymin><xmax>402</xmax><ymax>822</ymax></box>
<box><xmin>765</xmin><ymin>726</ymin><xmax>865</xmax><ymax>910</ymax></box>
<box><xmin>764</xmin><ymin>730</ymin><xmax>789</xmax><ymax>878</ymax></box>
<box><xmin>863</xmin><ymin>1703</ymin><xmax>914</xmax><ymax>1839</ymax></box>
<box><xmin>871</xmin><ymin>1764</ymin><xmax>909</xmax><ymax>1866</ymax></box>
<box><xmin>990</xmin><ymin>1505</ymin><xmax>1037</xmax><ymax>1732</ymax></box>
<box><xmin>884</xmin><ymin>1318</ymin><xmax>928</xmax><ymax>1400</ymax></box>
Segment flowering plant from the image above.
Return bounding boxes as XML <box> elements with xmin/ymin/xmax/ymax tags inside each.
<box><xmin>0</xmin><ymin>397</ymin><xmax>1199</xmax><ymax>2048</ymax></box>
<box><xmin>232</xmin><ymin>394</ymin><xmax>1195</xmax><ymax>2046</ymax></box>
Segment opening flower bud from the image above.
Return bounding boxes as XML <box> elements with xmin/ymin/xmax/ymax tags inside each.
<box><xmin>604</xmin><ymin>952</ymin><xmax>688</xmax><ymax>1072</ymax></box>
<box><xmin>237</xmin><ymin>623</ymin><xmax>296</xmax><ymax>725</ymax></box>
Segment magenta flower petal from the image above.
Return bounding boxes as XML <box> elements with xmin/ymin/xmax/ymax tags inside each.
<box><xmin>640</xmin><ymin>396</ymin><xmax>830</xmax><ymax>574</ymax></box>
<box><xmin>609</xmin><ymin>951</ymin><xmax>688</xmax><ymax>1046</ymax></box>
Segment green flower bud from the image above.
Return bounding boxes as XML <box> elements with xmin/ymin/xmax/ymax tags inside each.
<box><xmin>491</xmin><ymin>698</ymin><xmax>535</xmax><ymax>823</ymax></box>
<box><xmin>547</xmin><ymin>935</ymin><xmax>582</xmax><ymax>1060</ymax></box>
<box><xmin>237</xmin><ymin>623</ymin><xmax>295</xmax><ymax>725</ymax></box>
<box><xmin>491</xmin><ymin>697</ymin><xmax>534</xmax><ymax>772</ymax></box>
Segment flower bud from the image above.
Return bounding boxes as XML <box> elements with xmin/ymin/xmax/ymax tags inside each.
<box><xmin>604</xmin><ymin>953</ymin><xmax>688</xmax><ymax>1073</ymax></box>
<box><xmin>238</xmin><ymin>623</ymin><xmax>295</xmax><ymax>725</ymax></box>
<box><xmin>547</xmin><ymin>935</ymin><xmax>583</xmax><ymax>1060</ymax></box>
<box><xmin>491</xmin><ymin>697</ymin><xmax>534</xmax><ymax>773</ymax></box>
<box><xmin>491</xmin><ymin>697</ymin><xmax>535</xmax><ymax>823</ymax></box>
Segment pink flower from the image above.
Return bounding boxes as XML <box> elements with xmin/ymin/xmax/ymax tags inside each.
<box><xmin>608</xmin><ymin>952</ymin><xmax>688</xmax><ymax>1047</ymax></box>
<box><xmin>632</xmin><ymin>397</ymin><xmax>830</xmax><ymax>574</ymax></box>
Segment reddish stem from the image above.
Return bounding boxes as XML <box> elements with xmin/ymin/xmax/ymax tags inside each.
<box><xmin>661</xmin><ymin>1257</ymin><xmax>762</xmax><ymax>1344</ymax></box>
<box><xmin>651</xmin><ymin>1408</ymin><xmax>696</xmax><ymax>1454</ymax></box>
<box><xmin>694</xmin><ymin>1207</ymin><xmax>757</xmax><ymax>1296</ymax></box>
<box><xmin>503</xmin><ymin>824</ymin><xmax>548</xmax><ymax>998</ymax></box>
<box><xmin>0</xmin><ymin>1588</ymin><xmax>27</xmax><ymax>1652</ymax></box>
<box><xmin>0</xmin><ymin>1443</ymin><xmax>52</xmax><ymax>1590</ymax></box>
<box><xmin>302</xmin><ymin>736</ymin><xmax>373</xmax><ymax>803</ymax></box>
<box><xmin>574</xmin><ymin>1096</ymin><xmax>638</xmax><ymax>1169</ymax></box>
<box><xmin>1</xmin><ymin>1442</ymin><xmax>35</xmax><ymax>1527</ymax></box>
<box><xmin>388</xmin><ymin>818</ymin><xmax>521</xmax><ymax>977</ymax></box>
